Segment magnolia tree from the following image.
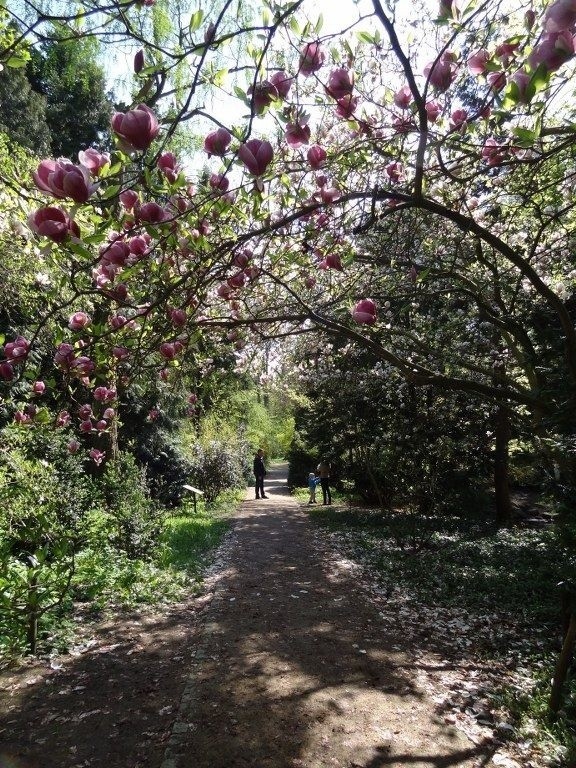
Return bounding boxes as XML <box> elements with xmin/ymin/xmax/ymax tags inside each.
<box><xmin>1</xmin><ymin>0</ymin><xmax>576</xmax><ymax>504</ymax></box>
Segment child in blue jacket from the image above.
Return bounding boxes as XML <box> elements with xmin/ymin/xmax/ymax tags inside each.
<box><xmin>308</xmin><ymin>472</ymin><xmax>320</xmax><ymax>504</ymax></box>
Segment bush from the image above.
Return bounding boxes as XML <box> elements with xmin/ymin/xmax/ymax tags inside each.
<box><xmin>0</xmin><ymin>426</ymin><xmax>98</xmax><ymax>654</ymax></box>
<box><xmin>187</xmin><ymin>440</ymin><xmax>245</xmax><ymax>503</ymax></box>
<box><xmin>97</xmin><ymin>453</ymin><xmax>164</xmax><ymax>560</ymax></box>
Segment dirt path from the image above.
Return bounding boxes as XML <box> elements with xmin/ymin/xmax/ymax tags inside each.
<box><xmin>162</xmin><ymin>464</ymin><xmax>490</xmax><ymax>768</ymax></box>
<box><xmin>0</xmin><ymin>464</ymin><xmax>492</xmax><ymax>768</ymax></box>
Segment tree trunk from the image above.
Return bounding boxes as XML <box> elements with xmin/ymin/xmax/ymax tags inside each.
<box><xmin>494</xmin><ymin>405</ymin><xmax>513</xmax><ymax>526</ymax></box>
<box><xmin>549</xmin><ymin>611</ymin><xmax>576</xmax><ymax>716</ymax></box>
<box><xmin>26</xmin><ymin>571</ymin><xmax>39</xmax><ymax>655</ymax></box>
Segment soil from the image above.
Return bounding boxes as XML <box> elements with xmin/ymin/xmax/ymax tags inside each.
<box><xmin>0</xmin><ymin>464</ymin><xmax>503</xmax><ymax>768</ymax></box>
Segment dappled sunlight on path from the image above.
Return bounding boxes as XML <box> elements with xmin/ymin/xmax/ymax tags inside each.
<box><xmin>162</xmin><ymin>463</ymin><xmax>490</xmax><ymax>768</ymax></box>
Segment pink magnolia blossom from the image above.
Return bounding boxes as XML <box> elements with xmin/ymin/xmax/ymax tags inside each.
<box><xmin>209</xmin><ymin>173</ymin><xmax>230</xmax><ymax>192</ymax></box>
<box><xmin>307</xmin><ymin>145</ymin><xmax>327</xmax><ymax>169</ymax></box>
<box><xmin>14</xmin><ymin>410</ymin><xmax>32</xmax><ymax>425</ymax></box>
<box><xmin>238</xmin><ymin>139</ymin><xmax>274</xmax><ymax>176</ymax></box>
<box><xmin>495</xmin><ymin>41</ymin><xmax>519</xmax><ymax>66</ymax></box>
<box><xmin>325</xmin><ymin>68</ymin><xmax>354</xmax><ymax>100</ymax></box>
<box><xmin>285</xmin><ymin>122</ymin><xmax>311</xmax><ymax>148</ymax></box>
<box><xmin>32</xmin><ymin>380</ymin><xmax>46</xmax><ymax>394</ymax></box>
<box><xmin>69</xmin><ymin>311</ymin><xmax>91</xmax><ymax>331</ymax></box>
<box><xmin>28</xmin><ymin>206</ymin><xmax>80</xmax><ymax>242</ymax></box>
<box><xmin>103</xmin><ymin>407</ymin><xmax>115</xmax><ymax>420</ymax></box>
<box><xmin>528</xmin><ymin>31</ymin><xmax>575</xmax><ymax>72</ymax></box>
<box><xmin>33</xmin><ymin>159</ymin><xmax>97</xmax><ymax>203</ymax></box>
<box><xmin>217</xmin><ymin>282</ymin><xmax>233</xmax><ymax>299</ymax></box>
<box><xmin>352</xmin><ymin>298</ymin><xmax>377</xmax><ymax>325</ymax></box>
<box><xmin>304</xmin><ymin>275</ymin><xmax>316</xmax><ymax>289</ymax></box>
<box><xmin>204</xmin><ymin>127</ymin><xmax>232</xmax><ymax>156</ymax></box>
<box><xmin>424</xmin><ymin>53</ymin><xmax>457</xmax><ymax>91</ymax></box>
<box><xmin>248</xmin><ymin>80</ymin><xmax>279</xmax><ymax>114</ymax></box>
<box><xmin>134</xmin><ymin>49</ymin><xmax>145</xmax><ymax>73</ymax></box>
<box><xmin>170</xmin><ymin>308</ymin><xmax>187</xmax><ymax>327</ymax></box>
<box><xmin>148</xmin><ymin>407</ymin><xmax>160</xmax><ymax>420</ymax></box>
<box><xmin>392</xmin><ymin>114</ymin><xmax>415</xmax><ymax>134</ymax></box>
<box><xmin>55</xmin><ymin>410</ymin><xmax>72</xmax><ymax>427</ymax></box>
<box><xmin>111</xmin><ymin>104</ymin><xmax>160</xmax><ymax>152</ymax></box>
<box><xmin>159</xmin><ymin>342</ymin><xmax>177</xmax><ymax>360</ymax></box>
<box><xmin>4</xmin><ymin>336</ymin><xmax>29</xmax><ymax>362</ymax></box>
<box><xmin>335</xmin><ymin>95</ymin><xmax>358</xmax><ymax>119</ymax></box>
<box><xmin>92</xmin><ymin>387</ymin><xmax>110</xmax><ymax>403</ymax></box>
<box><xmin>78</xmin><ymin>148</ymin><xmax>110</xmax><ymax>176</ymax></box>
<box><xmin>67</xmin><ymin>439</ymin><xmax>81</xmax><ymax>454</ymax></box>
<box><xmin>270</xmin><ymin>71</ymin><xmax>293</xmax><ymax>99</ymax></box>
<box><xmin>54</xmin><ymin>343</ymin><xmax>75</xmax><ymax>369</ymax></box>
<box><xmin>385</xmin><ymin>161</ymin><xmax>404</xmax><ymax>182</ymax></box>
<box><xmin>545</xmin><ymin>0</ymin><xmax>576</xmax><ymax>32</ymax></box>
<box><xmin>70</xmin><ymin>356</ymin><xmax>95</xmax><ymax>376</ymax></box>
<box><xmin>525</xmin><ymin>9</ymin><xmax>536</xmax><ymax>29</ymax></box>
<box><xmin>244</xmin><ymin>265</ymin><xmax>261</xmax><ymax>280</ymax></box>
<box><xmin>299</xmin><ymin>42</ymin><xmax>325</xmax><ymax>76</ymax></box>
<box><xmin>467</xmin><ymin>49</ymin><xmax>490</xmax><ymax>75</ymax></box>
<box><xmin>233</xmin><ymin>250</ymin><xmax>251</xmax><ymax>268</ymax></box>
<box><xmin>320</xmin><ymin>186</ymin><xmax>341</xmax><ymax>204</ymax></box>
<box><xmin>449</xmin><ymin>109</ymin><xmax>468</xmax><ymax>131</ymax></box>
<box><xmin>101</xmin><ymin>240</ymin><xmax>130</xmax><ymax>266</ymax></box>
<box><xmin>157</xmin><ymin>152</ymin><xmax>180</xmax><ymax>182</ymax></box>
<box><xmin>487</xmin><ymin>71</ymin><xmax>507</xmax><ymax>91</ymax></box>
<box><xmin>0</xmin><ymin>361</ymin><xmax>14</xmax><ymax>380</ymax></box>
<box><xmin>113</xmin><ymin>346</ymin><xmax>130</xmax><ymax>360</ymax></box>
<box><xmin>128</xmin><ymin>235</ymin><xmax>149</xmax><ymax>257</ymax></box>
<box><xmin>425</xmin><ymin>101</ymin><xmax>442</xmax><ymax>122</ymax></box>
<box><xmin>510</xmin><ymin>70</ymin><xmax>532</xmax><ymax>103</ymax></box>
<box><xmin>138</xmin><ymin>201</ymin><xmax>170</xmax><ymax>224</ymax></box>
<box><xmin>89</xmin><ymin>448</ymin><xmax>105</xmax><ymax>466</ymax></box>
<box><xmin>325</xmin><ymin>253</ymin><xmax>343</xmax><ymax>271</ymax></box>
<box><xmin>393</xmin><ymin>85</ymin><xmax>412</xmax><ymax>109</ymax></box>
<box><xmin>96</xmin><ymin>419</ymin><xmax>108</xmax><ymax>431</ymax></box>
<box><xmin>120</xmin><ymin>189</ymin><xmax>139</xmax><ymax>209</ymax></box>
<box><xmin>482</xmin><ymin>137</ymin><xmax>508</xmax><ymax>166</ymax></box>
<box><xmin>228</xmin><ymin>271</ymin><xmax>246</xmax><ymax>289</ymax></box>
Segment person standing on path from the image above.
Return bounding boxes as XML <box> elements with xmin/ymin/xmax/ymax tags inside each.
<box><xmin>308</xmin><ymin>472</ymin><xmax>320</xmax><ymax>504</ymax></box>
<box><xmin>316</xmin><ymin>458</ymin><xmax>332</xmax><ymax>505</ymax></box>
<box><xmin>253</xmin><ymin>449</ymin><xmax>268</xmax><ymax>499</ymax></box>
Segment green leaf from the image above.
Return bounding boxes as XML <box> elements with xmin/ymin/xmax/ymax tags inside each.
<box><xmin>189</xmin><ymin>9</ymin><xmax>204</xmax><ymax>33</ymax></box>
<box><xmin>356</xmin><ymin>30</ymin><xmax>378</xmax><ymax>44</ymax></box>
<box><xmin>212</xmin><ymin>68</ymin><xmax>228</xmax><ymax>87</ymax></box>
<box><xmin>100</xmin><ymin>184</ymin><xmax>121</xmax><ymax>200</ymax></box>
<box><xmin>511</xmin><ymin>126</ymin><xmax>538</xmax><ymax>147</ymax></box>
<box><xmin>529</xmin><ymin>62</ymin><xmax>550</xmax><ymax>96</ymax></box>
<box><xmin>5</xmin><ymin>52</ymin><xmax>30</xmax><ymax>68</ymax></box>
<box><xmin>67</xmin><ymin>242</ymin><xmax>93</xmax><ymax>260</ymax></box>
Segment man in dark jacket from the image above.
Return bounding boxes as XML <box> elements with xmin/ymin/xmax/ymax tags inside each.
<box><xmin>253</xmin><ymin>449</ymin><xmax>268</xmax><ymax>499</ymax></box>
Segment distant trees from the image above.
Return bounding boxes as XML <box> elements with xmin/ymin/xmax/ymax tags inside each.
<box><xmin>0</xmin><ymin>22</ymin><xmax>112</xmax><ymax>157</ymax></box>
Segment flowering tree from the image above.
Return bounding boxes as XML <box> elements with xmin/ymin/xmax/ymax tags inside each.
<box><xmin>1</xmin><ymin>0</ymin><xmax>575</xmax><ymax>509</ymax></box>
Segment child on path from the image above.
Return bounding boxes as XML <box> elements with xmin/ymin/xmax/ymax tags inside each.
<box><xmin>308</xmin><ymin>472</ymin><xmax>320</xmax><ymax>504</ymax></box>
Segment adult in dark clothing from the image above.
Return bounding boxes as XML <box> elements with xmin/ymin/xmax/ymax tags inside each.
<box><xmin>253</xmin><ymin>449</ymin><xmax>268</xmax><ymax>499</ymax></box>
<box><xmin>316</xmin><ymin>459</ymin><xmax>332</xmax><ymax>505</ymax></box>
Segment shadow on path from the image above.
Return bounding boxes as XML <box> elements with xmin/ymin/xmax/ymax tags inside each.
<box><xmin>164</xmin><ymin>463</ymin><xmax>492</xmax><ymax>768</ymax></box>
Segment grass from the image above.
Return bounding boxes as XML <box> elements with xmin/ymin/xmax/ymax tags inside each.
<box><xmin>0</xmin><ymin>493</ymin><xmax>236</xmax><ymax>664</ymax></box>
<box><xmin>307</xmin><ymin>502</ymin><xmax>576</xmax><ymax>767</ymax></box>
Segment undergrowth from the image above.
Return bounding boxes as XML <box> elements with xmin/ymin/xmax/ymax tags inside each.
<box><xmin>307</xmin><ymin>503</ymin><xmax>576</xmax><ymax>767</ymax></box>
<box><xmin>0</xmin><ymin>493</ymin><xmax>236</xmax><ymax>664</ymax></box>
